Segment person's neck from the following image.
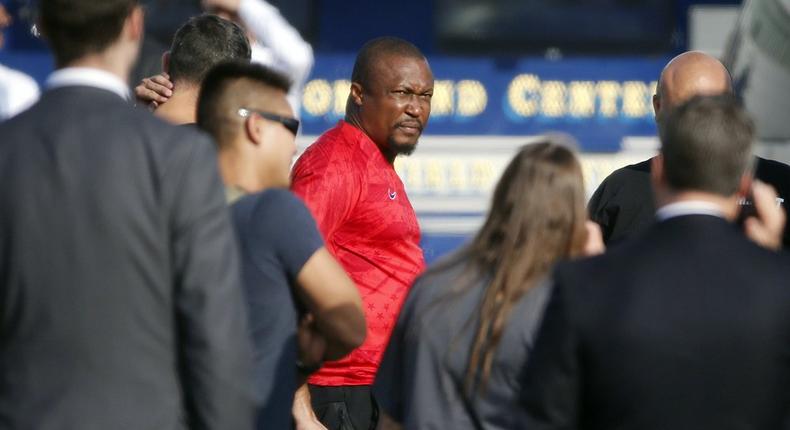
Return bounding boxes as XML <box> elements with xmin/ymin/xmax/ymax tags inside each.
<box><xmin>218</xmin><ymin>147</ymin><xmax>272</xmax><ymax>193</ymax></box>
<box><xmin>344</xmin><ymin>112</ymin><xmax>396</xmax><ymax>164</ymax></box>
<box><xmin>62</xmin><ymin>54</ymin><xmax>130</xmax><ymax>84</ymax></box>
<box><xmin>656</xmin><ymin>190</ymin><xmax>739</xmax><ymax>221</ymax></box>
<box><xmin>155</xmin><ymin>82</ymin><xmax>199</xmax><ymax>125</ymax></box>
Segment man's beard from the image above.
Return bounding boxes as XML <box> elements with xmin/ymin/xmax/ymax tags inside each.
<box><xmin>385</xmin><ymin>136</ymin><xmax>418</xmax><ymax>159</ymax></box>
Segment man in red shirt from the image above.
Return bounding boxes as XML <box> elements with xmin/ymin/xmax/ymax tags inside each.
<box><xmin>291</xmin><ymin>36</ymin><xmax>433</xmax><ymax>430</ymax></box>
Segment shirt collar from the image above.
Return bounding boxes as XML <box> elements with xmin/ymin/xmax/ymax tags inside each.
<box><xmin>225</xmin><ymin>185</ymin><xmax>248</xmax><ymax>205</ymax></box>
<box><xmin>338</xmin><ymin>120</ymin><xmax>390</xmax><ymax>164</ymax></box>
<box><xmin>45</xmin><ymin>67</ymin><xmax>131</xmax><ymax>101</ymax></box>
<box><xmin>655</xmin><ymin>200</ymin><xmax>726</xmax><ymax>222</ymax></box>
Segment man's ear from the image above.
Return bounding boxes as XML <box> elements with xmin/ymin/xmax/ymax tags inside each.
<box><xmin>161</xmin><ymin>51</ymin><xmax>170</xmax><ymax>74</ymax></box>
<box><xmin>651</xmin><ymin>153</ymin><xmax>665</xmax><ymax>188</ymax></box>
<box><xmin>652</xmin><ymin>94</ymin><xmax>661</xmax><ymax>118</ymax></box>
<box><xmin>244</xmin><ymin>115</ymin><xmax>263</xmax><ymax>146</ymax></box>
<box><xmin>350</xmin><ymin>82</ymin><xmax>364</xmax><ymax>106</ymax></box>
<box><xmin>737</xmin><ymin>173</ymin><xmax>753</xmax><ymax>199</ymax></box>
<box><xmin>125</xmin><ymin>6</ymin><xmax>144</xmax><ymax>43</ymax></box>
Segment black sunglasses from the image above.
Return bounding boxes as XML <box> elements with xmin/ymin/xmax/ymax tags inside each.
<box><xmin>237</xmin><ymin>108</ymin><xmax>300</xmax><ymax>136</ymax></box>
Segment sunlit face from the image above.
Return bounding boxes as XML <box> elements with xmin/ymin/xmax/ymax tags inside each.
<box><xmin>356</xmin><ymin>55</ymin><xmax>434</xmax><ymax>158</ymax></box>
<box><xmin>253</xmin><ymin>92</ymin><xmax>297</xmax><ymax>188</ymax></box>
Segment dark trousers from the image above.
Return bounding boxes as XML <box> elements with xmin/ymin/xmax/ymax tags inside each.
<box><xmin>308</xmin><ymin>384</ymin><xmax>378</xmax><ymax>430</ymax></box>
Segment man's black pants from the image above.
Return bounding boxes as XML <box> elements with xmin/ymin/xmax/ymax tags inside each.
<box><xmin>309</xmin><ymin>384</ymin><xmax>378</xmax><ymax>430</ymax></box>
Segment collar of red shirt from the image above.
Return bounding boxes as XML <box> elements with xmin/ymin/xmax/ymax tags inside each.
<box><xmin>336</xmin><ymin>120</ymin><xmax>393</xmax><ymax>166</ymax></box>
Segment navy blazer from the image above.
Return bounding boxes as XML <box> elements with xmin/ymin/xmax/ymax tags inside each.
<box><xmin>522</xmin><ymin>214</ymin><xmax>790</xmax><ymax>430</ymax></box>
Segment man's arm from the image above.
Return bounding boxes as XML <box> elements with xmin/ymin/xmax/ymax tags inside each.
<box><xmin>252</xmin><ymin>187</ymin><xmax>365</xmax><ymax>358</ymax></box>
<box><xmin>203</xmin><ymin>0</ymin><xmax>313</xmax><ymax>84</ymax></box>
<box><xmin>296</xmin><ymin>247</ymin><xmax>366</xmax><ymax>359</ymax></box>
<box><xmin>587</xmin><ymin>175</ymin><xmax>616</xmax><ymax>244</ymax></box>
<box><xmin>169</xmin><ymin>132</ymin><xmax>257</xmax><ymax>430</ymax></box>
<box><xmin>237</xmin><ymin>0</ymin><xmax>313</xmax><ymax>82</ymax></box>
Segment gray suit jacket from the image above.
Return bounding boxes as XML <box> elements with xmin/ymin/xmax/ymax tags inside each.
<box><xmin>0</xmin><ymin>86</ymin><xmax>257</xmax><ymax>430</ymax></box>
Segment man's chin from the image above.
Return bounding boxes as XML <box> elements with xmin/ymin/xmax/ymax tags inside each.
<box><xmin>388</xmin><ymin>137</ymin><xmax>419</xmax><ymax>157</ymax></box>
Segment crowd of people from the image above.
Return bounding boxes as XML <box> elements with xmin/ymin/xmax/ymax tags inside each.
<box><xmin>1</xmin><ymin>1</ymin><xmax>790</xmax><ymax>429</ymax></box>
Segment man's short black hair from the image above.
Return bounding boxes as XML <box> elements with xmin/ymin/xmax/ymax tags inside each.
<box><xmin>168</xmin><ymin>14</ymin><xmax>251</xmax><ymax>85</ymax></box>
<box><xmin>659</xmin><ymin>94</ymin><xmax>755</xmax><ymax>196</ymax></box>
<box><xmin>351</xmin><ymin>36</ymin><xmax>426</xmax><ymax>89</ymax></box>
<box><xmin>197</xmin><ymin>61</ymin><xmax>292</xmax><ymax>146</ymax></box>
<box><xmin>39</xmin><ymin>0</ymin><xmax>137</xmax><ymax>66</ymax></box>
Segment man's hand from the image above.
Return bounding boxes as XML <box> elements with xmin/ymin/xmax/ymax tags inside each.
<box><xmin>292</xmin><ymin>384</ymin><xmax>327</xmax><ymax>430</ymax></box>
<box><xmin>583</xmin><ymin>220</ymin><xmax>605</xmax><ymax>256</ymax></box>
<box><xmin>744</xmin><ymin>180</ymin><xmax>786</xmax><ymax>251</ymax></box>
<box><xmin>134</xmin><ymin>73</ymin><xmax>173</xmax><ymax>109</ymax></box>
<box><xmin>201</xmin><ymin>0</ymin><xmax>242</xmax><ymax>13</ymax></box>
<box><xmin>297</xmin><ymin>313</ymin><xmax>326</xmax><ymax>379</ymax></box>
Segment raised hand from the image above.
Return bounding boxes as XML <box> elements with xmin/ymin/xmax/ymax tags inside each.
<box><xmin>134</xmin><ymin>73</ymin><xmax>174</xmax><ymax>109</ymax></box>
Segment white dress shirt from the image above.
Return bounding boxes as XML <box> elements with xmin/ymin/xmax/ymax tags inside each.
<box><xmin>45</xmin><ymin>67</ymin><xmax>131</xmax><ymax>100</ymax></box>
<box><xmin>0</xmin><ymin>63</ymin><xmax>40</xmax><ymax>121</ymax></box>
<box><xmin>655</xmin><ymin>200</ymin><xmax>726</xmax><ymax>221</ymax></box>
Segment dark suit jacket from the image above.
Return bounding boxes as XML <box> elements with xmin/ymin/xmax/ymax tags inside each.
<box><xmin>588</xmin><ymin>156</ymin><xmax>790</xmax><ymax>248</ymax></box>
<box><xmin>0</xmin><ymin>86</ymin><xmax>257</xmax><ymax>430</ymax></box>
<box><xmin>521</xmin><ymin>214</ymin><xmax>790</xmax><ymax>430</ymax></box>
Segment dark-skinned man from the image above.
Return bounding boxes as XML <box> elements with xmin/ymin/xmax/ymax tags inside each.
<box><xmin>290</xmin><ymin>37</ymin><xmax>433</xmax><ymax>430</ymax></box>
<box><xmin>588</xmin><ymin>51</ymin><xmax>790</xmax><ymax>250</ymax></box>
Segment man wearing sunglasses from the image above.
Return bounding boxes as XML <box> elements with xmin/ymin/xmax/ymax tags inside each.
<box><xmin>197</xmin><ymin>61</ymin><xmax>366</xmax><ymax>430</ymax></box>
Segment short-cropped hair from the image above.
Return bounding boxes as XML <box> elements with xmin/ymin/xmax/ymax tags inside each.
<box><xmin>168</xmin><ymin>14</ymin><xmax>251</xmax><ymax>85</ymax></box>
<box><xmin>658</xmin><ymin>94</ymin><xmax>755</xmax><ymax>196</ymax></box>
<box><xmin>197</xmin><ymin>61</ymin><xmax>291</xmax><ymax>146</ymax></box>
<box><xmin>39</xmin><ymin>0</ymin><xmax>138</xmax><ymax>66</ymax></box>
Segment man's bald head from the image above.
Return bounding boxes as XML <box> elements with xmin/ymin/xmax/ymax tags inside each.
<box><xmin>654</xmin><ymin>51</ymin><xmax>732</xmax><ymax>122</ymax></box>
<box><xmin>350</xmin><ymin>37</ymin><xmax>427</xmax><ymax>91</ymax></box>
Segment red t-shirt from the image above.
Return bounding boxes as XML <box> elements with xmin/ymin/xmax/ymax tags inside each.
<box><xmin>291</xmin><ymin>120</ymin><xmax>425</xmax><ymax>386</ymax></box>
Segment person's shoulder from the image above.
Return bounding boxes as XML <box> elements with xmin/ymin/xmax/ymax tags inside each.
<box><xmin>733</xmin><ymin>231</ymin><xmax>790</xmax><ymax>274</ymax></box>
<box><xmin>755</xmin><ymin>156</ymin><xmax>790</xmax><ymax>191</ymax></box>
<box><xmin>254</xmin><ymin>188</ymin><xmax>308</xmax><ymax>213</ymax></box>
<box><xmin>555</xmin><ymin>252</ymin><xmax>613</xmax><ymax>284</ymax></box>
<box><xmin>552</xmin><ymin>236</ymin><xmax>646</xmax><ymax>297</ymax></box>
<box><xmin>135</xmin><ymin>115</ymin><xmax>214</xmax><ymax>151</ymax></box>
<box><xmin>601</xmin><ymin>158</ymin><xmax>652</xmax><ymax>184</ymax></box>
<box><xmin>756</xmin><ymin>156</ymin><xmax>790</xmax><ymax>173</ymax></box>
<box><xmin>292</xmin><ymin>123</ymin><xmax>365</xmax><ymax>182</ymax></box>
<box><xmin>408</xmin><ymin>256</ymin><xmax>472</xmax><ymax>307</ymax></box>
<box><xmin>235</xmin><ymin>188</ymin><xmax>315</xmax><ymax>228</ymax></box>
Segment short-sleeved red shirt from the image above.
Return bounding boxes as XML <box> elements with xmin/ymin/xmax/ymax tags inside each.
<box><xmin>291</xmin><ymin>120</ymin><xmax>425</xmax><ymax>386</ymax></box>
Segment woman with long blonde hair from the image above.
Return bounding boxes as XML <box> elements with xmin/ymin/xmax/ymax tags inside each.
<box><xmin>374</xmin><ymin>137</ymin><xmax>603</xmax><ymax>429</ymax></box>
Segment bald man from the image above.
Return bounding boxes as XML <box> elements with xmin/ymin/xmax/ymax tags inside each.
<box><xmin>290</xmin><ymin>36</ymin><xmax>432</xmax><ymax>429</ymax></box>
<box><xmin>588</xmin><ymin>51</ymin><xmax>790</xmax><ymax>248</ymax></box>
